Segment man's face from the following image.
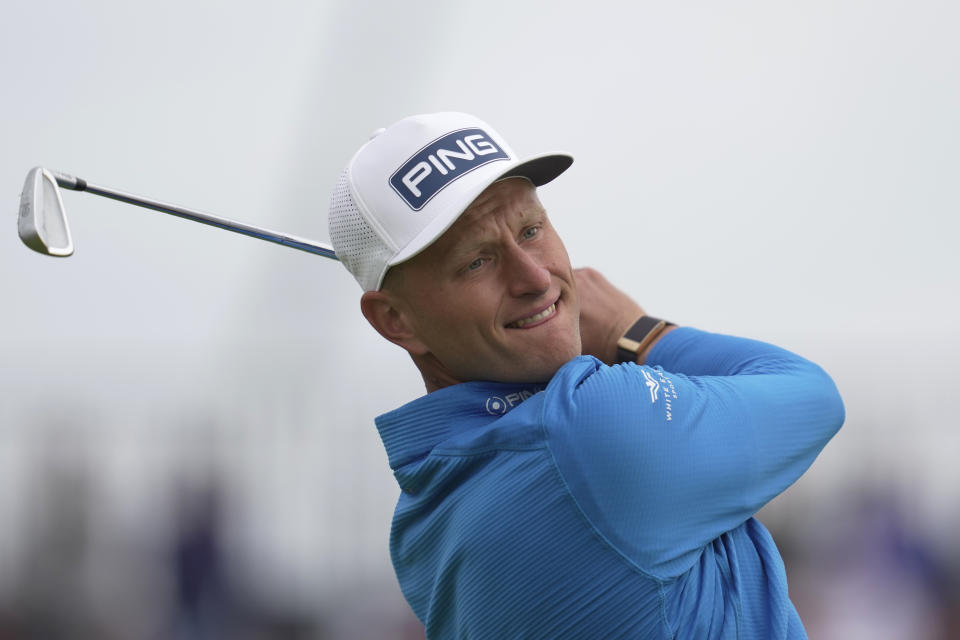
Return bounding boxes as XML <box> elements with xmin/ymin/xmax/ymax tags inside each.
<box><xmin>385</xmin><ymin>178</ymin><xmax>581</xmax><ymax>384</ymax></box>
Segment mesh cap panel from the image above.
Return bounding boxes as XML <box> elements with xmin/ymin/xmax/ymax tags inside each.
<box><xmin>328</xmin><ymin>169</ymin><xmax>393</xmax><ymax>291</ymax></box>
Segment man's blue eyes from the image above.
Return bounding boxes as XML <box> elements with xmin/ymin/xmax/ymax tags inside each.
<box><xmin>464</xmin><ymin>227</ymin><xmax>540</xmax><ymax>271</ymax></box>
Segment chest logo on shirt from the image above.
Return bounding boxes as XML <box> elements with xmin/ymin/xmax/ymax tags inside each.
<box><xmin>484</xmin><ymin>387</ymin><xmax>544</xmax><ymax>416</ymax></box>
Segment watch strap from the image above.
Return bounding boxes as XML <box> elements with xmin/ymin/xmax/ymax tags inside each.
<box><xmin>616</xmin><ymin>316</ymin><xmax>668</xmax><ymax>363</ymax></box>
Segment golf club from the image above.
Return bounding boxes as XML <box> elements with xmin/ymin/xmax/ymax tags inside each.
<box><xmin>17</xmin><ymin>167</ymin><xmax>338</xmax><ymax>260</ymax></box>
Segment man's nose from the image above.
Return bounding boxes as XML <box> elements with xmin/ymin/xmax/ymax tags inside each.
<box><xmin>505</xmin><ymin>245</ymin><xmax>551</xmax><ymax>298</ymax></box>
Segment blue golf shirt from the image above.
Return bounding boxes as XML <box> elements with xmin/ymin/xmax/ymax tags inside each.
<box><xmin>375</xmin><ymin>328</ymin><xmax>845</xmax><ymax>638</ymax></box>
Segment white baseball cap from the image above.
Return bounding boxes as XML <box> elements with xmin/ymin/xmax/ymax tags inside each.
<box><xmin>328</xmin><ymin>112</ymin><xmax>573</xmax><ymax>291</ymax></box>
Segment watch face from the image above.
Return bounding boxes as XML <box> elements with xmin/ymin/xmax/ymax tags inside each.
<box><xmin>624</xmin><ymin>316</ymin><xmax>663</xmax><ymax>342</ymax></box>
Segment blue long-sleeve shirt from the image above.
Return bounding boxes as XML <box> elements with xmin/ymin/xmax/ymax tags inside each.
<box><xmin>375</xmin><ymin>328</ymin><xmax>845</xmax><ymax>638</ymax></box>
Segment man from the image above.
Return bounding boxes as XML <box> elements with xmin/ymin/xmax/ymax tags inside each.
<box><xmin>328</xmin><ymin>112</ymin><xmax>844</xmax><ymax>639</ymax></box>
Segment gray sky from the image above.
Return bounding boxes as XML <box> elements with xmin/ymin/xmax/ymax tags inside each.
<box><xmin>2</xmin><ymin>0</ymin><xmax>958</xmax><ymax>608</ymax></box>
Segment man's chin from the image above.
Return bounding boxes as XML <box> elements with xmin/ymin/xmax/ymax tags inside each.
<box><xmin>510</xmin><ymin>353</ymin><xmax>580</xmax><ymax>384</ymax></box>
<box><xmin>445</xmin><ymin>340</ymin><xmax>581</xmax><ymax>385</ymax></box>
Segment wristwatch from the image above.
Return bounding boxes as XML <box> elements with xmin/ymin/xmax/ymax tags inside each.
<box><xmin>616</xmin><ymin>316</ymin><xmax>671</xmax><ymax>364</ymax></box>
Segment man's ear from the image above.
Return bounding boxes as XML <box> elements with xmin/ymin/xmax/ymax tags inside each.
<box><xmin>360</xmin><ymin>291</ymin><xmax>429</xmax><ymax>355</ymax></box>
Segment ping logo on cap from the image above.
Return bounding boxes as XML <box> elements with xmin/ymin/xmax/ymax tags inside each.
<box><xmin>390</xmin><ymin>128</ymin><xmax>509</xmax><ymax>210</ymax></box>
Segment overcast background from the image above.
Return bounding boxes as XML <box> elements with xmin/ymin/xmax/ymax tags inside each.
<box><xmin>2</xmin><ymin>1</ymin><xmax>958</xmax><ymax>638</ymax></box>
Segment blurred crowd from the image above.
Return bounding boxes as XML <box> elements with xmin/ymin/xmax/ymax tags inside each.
<box><xmin>771</xmin><ymin>487</ymin><xmax>960</xmax><ymax>639</ymax></box>
<box><xmin>0</xmin><ymin>418</ymin><xmax>425</xmax><ymax>640</ymax></box>
<box><xmin>0</xmin><ymin>465</ymin><xmax>420</xmax><ymax>640</ymax></box>
<box><xmin>1</xmin><ymin>418</ymin><xmax>957</xmax><ymax>640</ymax></box>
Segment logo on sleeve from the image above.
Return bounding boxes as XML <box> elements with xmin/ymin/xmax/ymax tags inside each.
<box><xmin>651</xmin><ymin>366</ymin><xmax>678</xmax><ymax>422</ymax></box>
<box><xmin>641</xmin><ymin>369</ymin><xmax>660</xmax><ymax>403</ymax></box>
<box><xmin>390</xmin><ymin>128</ymin><xmax>509</xmax><ymax>210</ymax></box>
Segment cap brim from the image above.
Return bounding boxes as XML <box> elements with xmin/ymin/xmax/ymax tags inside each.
<box><xmin>386</xmin><ymin>152</ymin><xmax>573</xmax><ymax>271</ymax></box>
<box><xmin>497</xmin><ymin>153</ymin><xmax>573</xmax><ymax>188</ymax></box>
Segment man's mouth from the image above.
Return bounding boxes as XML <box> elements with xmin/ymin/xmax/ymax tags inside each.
<box><xmin>507</xmin><ymin>302</ymin><xmax>557</xmax><ymax>329</ymax></box>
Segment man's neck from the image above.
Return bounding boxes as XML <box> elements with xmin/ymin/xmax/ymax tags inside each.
<box><xmin>411</xmin><ymin>352</ymin><xmax>463</xmax><ymax>393</ymax></box>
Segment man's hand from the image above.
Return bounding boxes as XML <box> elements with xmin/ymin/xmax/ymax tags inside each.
<box><xmin>574</xmin><ymin>268</ymin><xmax>645</xmax><ymax>365</ymax></box>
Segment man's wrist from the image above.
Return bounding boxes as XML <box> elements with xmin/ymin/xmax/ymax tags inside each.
<box><xmin>616</xmin><ymin>316</ymin><xmax>676</xmax><ymax>365</ymax></box>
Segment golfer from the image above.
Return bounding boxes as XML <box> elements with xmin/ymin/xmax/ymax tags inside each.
<box><xmin>328</xmin><ymin>112</ymin><xmax>844</xmax><ymax>639</ymax></box>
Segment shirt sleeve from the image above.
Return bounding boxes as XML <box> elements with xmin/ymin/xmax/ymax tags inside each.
<box><xmin>541</xmin><ymin>327</ymin><xmax>845</xmax><ymax>578</ymax></box>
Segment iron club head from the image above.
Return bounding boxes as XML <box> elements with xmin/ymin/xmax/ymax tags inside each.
<box><xmin>18</xmin><ymin>167</ymin><xmax>74</xmax><ymax>257</ymax></box>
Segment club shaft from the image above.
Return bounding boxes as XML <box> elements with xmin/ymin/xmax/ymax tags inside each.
<box><xmin>54</xmin><ymin>172</ymin><xmax>337</xmax><ymax>260</ymax></box>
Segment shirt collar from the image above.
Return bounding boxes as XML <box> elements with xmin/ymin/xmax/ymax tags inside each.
<box><xmin>375</xmin><ymin>380</ymin><xmax>546</xmax><ymax>470</ymax></box>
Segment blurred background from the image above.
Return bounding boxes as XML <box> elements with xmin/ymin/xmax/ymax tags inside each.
<box><xmin>1</xmin><ymin>1</ymin><xmax>958</xmax><ymax>638</ymax></box>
